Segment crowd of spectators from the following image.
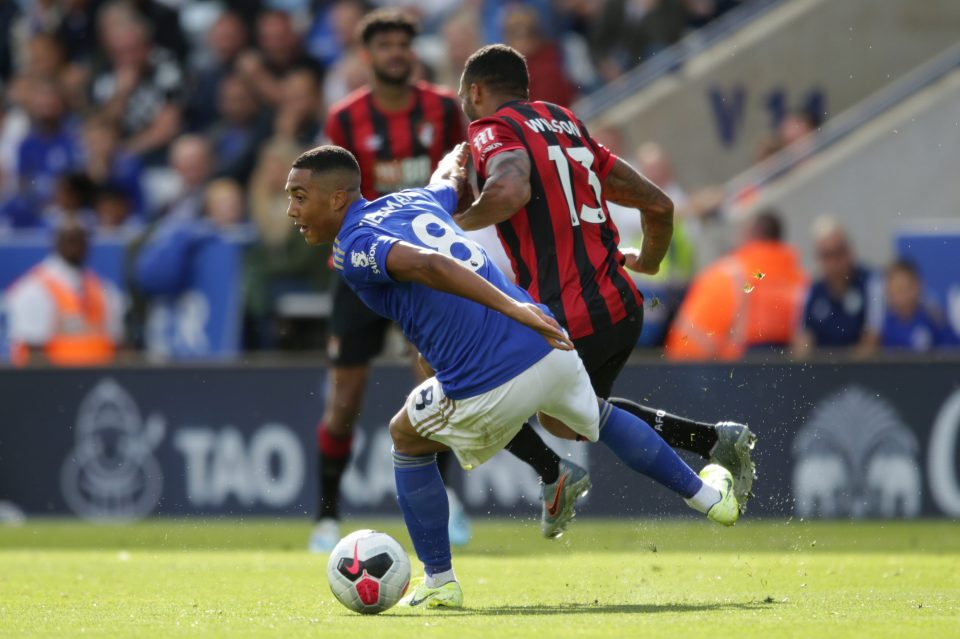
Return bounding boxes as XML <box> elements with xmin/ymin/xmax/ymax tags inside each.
<box><xmin>0</xmin><ymin>0</ymin><xmax>954</xmax><ymax>362</ymax></box>
<box><xmin>0</xmin><ymin>0</ymin><xmax>752</xmax><ymax>359</ymax></box>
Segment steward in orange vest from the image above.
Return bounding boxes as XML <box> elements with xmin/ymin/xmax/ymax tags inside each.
<box><xmin>666</xmin><ymin>210</ymin><xmax>808</xmax><ymax>360</ymax></box>
<box><xmin>8</xmin><ymin>222</ymin><xmax>117</xmax><ymax>366</ymax></box>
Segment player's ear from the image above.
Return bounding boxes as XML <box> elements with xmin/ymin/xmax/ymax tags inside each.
<box><xmin>330</xmin><ymin>188</ymin><xmax>347</xmax><ymax>211</ymax></box>
<box><xmin>469</xmin><ymin>82</ymin><xmax>482</xmax><ymax>104</ymax></box>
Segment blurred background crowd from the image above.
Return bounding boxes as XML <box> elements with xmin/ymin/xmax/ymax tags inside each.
<box><xmin>0</xmin><ymin>0</ymin><xmax>956</xmax><ymax>365</ymax></box>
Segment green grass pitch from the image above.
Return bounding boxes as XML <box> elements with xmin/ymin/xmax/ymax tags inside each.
<box><xmin>0</xmin><ymin>518</ymin><xmax>957</xmax><ymax>638</ymax></box>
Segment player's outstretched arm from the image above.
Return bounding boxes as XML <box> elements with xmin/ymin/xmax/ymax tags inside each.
<box><xmin>453</xmin><ymin>150</ymin><xmax>531</xmax><ymax>231</ymax></box>
<box><xmin>603</xmin><ymin>157</ymin><xmax>674</xmax><ymax>275</ymax></box>
<box><xmin>385</xmin><ymin>241</ymin><xmax>573</xmax><ymax>350</ymax></box>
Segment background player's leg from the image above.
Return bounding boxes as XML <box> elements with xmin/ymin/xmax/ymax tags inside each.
<box><xmin>310</xmin><ymin>363</ymin><xmax>370</xmax><ymax>553</ymax></box>
<box><xmin>311</xmin><ymin>284</ymin><xmax>388</xmax><ymax>553</ymax></box>
<box><xmin>316</xmin><ymin>364</ymin><xmax>370</xmax><ymax>520</ymax></box>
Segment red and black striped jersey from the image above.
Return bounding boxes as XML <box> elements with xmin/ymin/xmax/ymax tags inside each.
<box><xmin>325</xmin><ymin>81</ymin><xmax>466</xmax><ymax>199</ymax></box>
<box><xmin>468</xmin><ymin>100</ymin><xmax>643</xmax><ymax>340</ymax></box>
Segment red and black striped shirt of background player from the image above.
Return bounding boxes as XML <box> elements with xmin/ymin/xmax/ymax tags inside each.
<box><xmin>324</xmin><ymin>81</ymin><xmax>466</xmax><ymax>200</ymax></box>
<box><xmin>468</xmin><ymin>100</ymin><xmax>643</xmax><ymax>341</ymax></box>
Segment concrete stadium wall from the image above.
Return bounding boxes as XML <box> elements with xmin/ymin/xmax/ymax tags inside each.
<box><xmin>738</xmin><ymin>67</ymin><xmax>960</xmax><ymax>270</ymax></box>
<box><xmin>592</xmin><ymin>0</ymin><xmax>960</xmax><ymax>187</ymax></box>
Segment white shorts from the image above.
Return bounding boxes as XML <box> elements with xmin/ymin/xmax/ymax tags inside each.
<box><xmin>405</xmin><ymin>348</ymin><xmax>600</xmax><ymax>470</ymax></box>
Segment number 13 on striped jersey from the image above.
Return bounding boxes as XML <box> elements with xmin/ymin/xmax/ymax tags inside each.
<box><xmin>547</xmin><ymin>145</ymin><xmax>606</xmax><ymax>226</ymax></box>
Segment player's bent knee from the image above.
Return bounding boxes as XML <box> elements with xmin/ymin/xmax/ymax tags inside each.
<box><xmin>388</xmin><ymin>410</ymin><xmax>419</xmax><ymax>451</ymax></box>
<box><xmin>538</xmin><ymin>412</ymin><xmax>581</xmax><ymax>440</ymax></box>
<box><xmin>389</xmin><ymin>409</ymin><xmax>449</xmax><ymax>456</ymax></box>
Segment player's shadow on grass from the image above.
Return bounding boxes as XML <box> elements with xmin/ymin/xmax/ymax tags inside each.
<box><xmin>428</xmin><ymin>601</ymin><xmax>777</xmax><ymax>616</ymax></box>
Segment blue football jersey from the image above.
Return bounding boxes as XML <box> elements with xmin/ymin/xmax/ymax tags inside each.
<box><xmin>334</xmin><ymin>184</ymin><xmax>553</xmax><ymax>399</ymax></box>
<box><xmin>881</xmin><ymin>305</ymin><xmax>959</xmax><ymax>352</ymax></box>
<box><xmin>803</xmin><ymin>266</ymin><xmax>883</xmax><ymax>347</ymax></box>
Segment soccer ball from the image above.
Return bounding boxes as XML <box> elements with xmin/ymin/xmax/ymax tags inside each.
<box><xmin>326</xmin><ymin>529</ymin><xmax>411</xmax><ymax>614</ymax></box>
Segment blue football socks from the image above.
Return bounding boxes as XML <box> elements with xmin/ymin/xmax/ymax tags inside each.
<box><xmin>597</xmin><ymin>400</ymin><xmax>704</xmax><ymax>498</ymax></box>
<box><xmin>393</xmin><ymin>449</ymin><xmax>452</xmax><ymax>576</ymax></box>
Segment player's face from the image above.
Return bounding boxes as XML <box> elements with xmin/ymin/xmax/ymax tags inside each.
<box><xmin>816</xmin><ymin>234</ymin><xmax>852</xmax><ymax>282</ymax></box>
<box><xmin>285</xmin><ymin>168</ymin><xmax>336</xmax><ymax>245</ymax></box>
<box><xmin>458</xmin><ymin>74</ymin><xmax>480</xmax><ymax>121</ymax></box>
<box><xmin>366</xmin><ymin>30</ymin><xmax>414</xmax><ymax>86</ymax></box>
<box><xmin>886</xmin><ymin>269</ymin><xmax>920</xmax><ymax>317</ymax></box>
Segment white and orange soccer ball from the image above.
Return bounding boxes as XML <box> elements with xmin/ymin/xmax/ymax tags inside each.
<box><xmin>326</xmin><ymin>530</ymin><xmax>411</xmax><ymax>614</ymax></box>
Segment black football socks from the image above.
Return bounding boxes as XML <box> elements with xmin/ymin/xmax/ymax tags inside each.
<box><xmin>317</xmin><ymin>423</ymin><xmax>353</xmax><ymax>520</ymax></box>
<box><xmin>608</xmin><ymin>398</ymin><xmax>718</xmax><ymax>459</ymax></box>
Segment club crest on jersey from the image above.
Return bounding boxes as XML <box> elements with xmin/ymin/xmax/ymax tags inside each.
<box><xmin>365</xmin><ymin>134</ymin><xmax>383</xmax><ymax>151</ymax></box>
<box><xmin>351</xmin><ymin>251</ymin><xmax>369</xmax><ymax>268</ymax></box>
<box><xmin>417</xmin><ymin>122</ymin><xmax>434</xmax><ymax>147</ymax></box>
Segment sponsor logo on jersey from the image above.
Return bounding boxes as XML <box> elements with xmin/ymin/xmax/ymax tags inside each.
<box><xmin>374</xmin><ymin>156</ymin><xmax>431</xmax><ymax>194</ymax></box>
<box><xmin>478</xmin><ymin>142</ymin><xmax>503</xmax><ymax>160</ymax></box>
<box><xmin>368</xmin><ymin>241</ymin><xmax>381</xmax><ymax>275</ymax></box>
<box><xmin>472</xmin><ymin>127</ymin><xmax>495</xmax><ymax>150</ymax></box>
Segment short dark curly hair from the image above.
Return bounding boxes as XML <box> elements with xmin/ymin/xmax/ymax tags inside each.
<box><xmin>357</xmin><ymin>8</ymin><xmax>417</xmax><ymax>46</ymax></box>
<box><xmin>462</xmin><ymin>44</ymin><xmax>529</xmax><ymax>98</ymax></box>
<box><xmin>292</xmin><ymin>145</ymin><xmax>360</xmax><ymax>178</ymax></box>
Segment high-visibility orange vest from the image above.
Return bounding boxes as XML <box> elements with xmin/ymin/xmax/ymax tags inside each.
<box><xmin>10</xmin><ymin>265</ymin><xmax>116</xmax><ymax>366</ymax></box>
<box><xmin>665</xmin><ymin>241</ymin><xmax>808</xmax><ymax>360</ymax></box>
